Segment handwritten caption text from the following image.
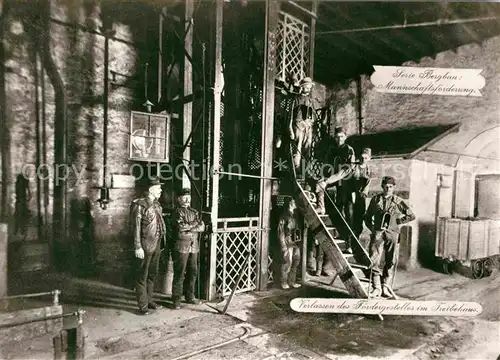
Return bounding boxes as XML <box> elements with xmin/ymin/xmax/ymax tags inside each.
<box><xmin>370</xmin><ymin>66</ymin><xmax>485</xmax><ymax>97</ymax></box>
<box><xmin>290</xmin><ymin>298</ymin><xmax>483</xmax><ymax>317</ymax></box>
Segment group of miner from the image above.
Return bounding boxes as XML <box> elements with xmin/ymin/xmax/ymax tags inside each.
<box><xmin>128</xmin><ymin>75</ymin><xmax>415</xmax><ymax>315</ymax></box>
<box><xmin>275</xmin><ymin>75</ymin><xmax>415</xmax><ymax>297</ymax></box>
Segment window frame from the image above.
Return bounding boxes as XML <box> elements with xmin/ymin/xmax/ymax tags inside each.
<box><xmin>128</xmin><ymin>110</ymin><xmax>171</xmax><ymax>163</ymax></box>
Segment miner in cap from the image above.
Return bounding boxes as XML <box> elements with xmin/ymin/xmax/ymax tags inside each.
<box><xmin>288</xmin><ymin>75</ymin><xmax>326</xmax><ymax>170</ymax></box>
<box><xmin>347</xmin><ymin>147</ymin><xmax>373</xmax><ymax>239</ymax></box>
<box><xmin>130</xmin><ymin>176</ymin><xmax>167</xmax><ymax>315</ymax></box>
<box><xmin>170</xmin><ymin>187</ymin><xmax>206</xmax><ymax>309</ymax></box>
<box><xmin>314</xmin><ymin>126</ymin><xmax>356</xmax><ymax>254</ymax></box>
<box><xmin>364</xmin><ymin>175</ymin><xmax>415</xmax><ymax>298</ymax></box>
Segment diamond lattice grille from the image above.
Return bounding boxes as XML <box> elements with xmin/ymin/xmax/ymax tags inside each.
<box><xmin>215</xmin><ymin>219</ymin><xmax>260</xmax><ymax>297</ymax></box>
<box><xmin>276</xmin><ymin>12</ymin><xmax>310</xmax><ymax>82</ymax></box>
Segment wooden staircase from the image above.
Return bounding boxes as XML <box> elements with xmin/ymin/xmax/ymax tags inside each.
<box><xmin>292</xmin><ymin>179</ymin><xmax>374</xmax><ymax>299</ymax></box>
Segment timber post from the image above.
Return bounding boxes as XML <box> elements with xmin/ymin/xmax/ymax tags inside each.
<box><xmin>207</xmin><ymin>0</ymin><xmax>224</xmax><ymax>301</ymax></box>
<box><xmin>258</xmin><ymin>0</ymin><xmax>280</xmax><ymax>290</ymax></box>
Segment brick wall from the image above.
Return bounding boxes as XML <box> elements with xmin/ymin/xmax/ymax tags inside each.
<box><xmin>1</xmin><ymin>0</ymin><xmax>156</xmax><ymax>285</ymax></box>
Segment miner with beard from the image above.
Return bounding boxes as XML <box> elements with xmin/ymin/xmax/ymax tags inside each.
<box><xmin>130</xmin><ymin>176</ymin><xmax>167</xmax><ymax>315</ymax></box>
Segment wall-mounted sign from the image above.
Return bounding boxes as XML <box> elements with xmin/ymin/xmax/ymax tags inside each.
<box><xmin>370</xmin><ymin>66</ymin><xmax>485</xmax><ymax>97</ymax></box>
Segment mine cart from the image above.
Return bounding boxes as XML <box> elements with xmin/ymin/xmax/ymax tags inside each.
<box><xmin>436</xmin><ymin>217</ymin><xmax>500</xmax><ymax>278</ymax></box>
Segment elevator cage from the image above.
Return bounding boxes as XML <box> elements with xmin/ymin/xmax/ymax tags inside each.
<box><xmin>161</xmin><ymin>1</ymin><xmax>320</xmax><ymax>300</ymax></box>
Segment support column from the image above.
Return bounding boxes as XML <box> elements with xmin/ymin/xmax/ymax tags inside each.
<box><xmin>182</xmin><ymin>0</ymin><xmax>194</xmax><ymax>190</ymax></box>
<box><xmin>258</xmin><ymin>0</ymin><xmax>280</xmax><ymax>291</ymax></box>
<box><xmin>308</xmin><ymin>1</ymin><xmax>317</xmax><ymax>77</ymax></box>
<box><xmin>0</xmin><ymin>224</ymin><xmax>7</xmax><ymax>297</ymax></box>
<box><xmin>207</xmin><ymin>0</ymin><xmax>223</xmax><ymax>301</ymax></box>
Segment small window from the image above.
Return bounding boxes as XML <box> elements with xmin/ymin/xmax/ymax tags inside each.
<box><xmin>128</xmin><ymin>111</ymin><xmax>171</xmax><ymax>163</ymax></box>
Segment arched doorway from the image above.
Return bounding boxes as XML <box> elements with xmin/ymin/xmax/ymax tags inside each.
<box><xmin>454</xmin><ymin>126</ymin><xmax>500</xmax><ymax>218</ymax></box>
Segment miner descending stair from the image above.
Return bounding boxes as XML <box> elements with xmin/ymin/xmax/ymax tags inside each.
<box><xmin>288</xmin><ymin>143</ymin><xmax>416</xmax><ymax>300</ymax></box>
<box><xmin>288</xmin><ymin>145</ymin><xmax>373</xmax><ymax>299</ymax></box>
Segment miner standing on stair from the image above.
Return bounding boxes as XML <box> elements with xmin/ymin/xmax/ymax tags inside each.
<box><xmin>348</xmin><ymin>147</ymin><xmax>373</xmax><ymax>239</ymax></box>
<box><xmin>315</xmin><ymin>127</ymin><xmax>356</xmax><ymax>256</ymax></box>
<box><xmin>289</xmin><ymin>77</ymin><xmax>326</xmax><ymax>171</ymax></box>
<box><xmin>171</xmin><ymin>188</ymin><xmax>206</xmax><ymax>309</ymax></box>
<box><xmin>364</xmin><ymin>176</ymin><xmax>415</xmax><ymax>298</ymax></box>
<box><xmin>131</xmin><ymin>176</ymin><xmax>166</xmax><ymax>315</ymax></box>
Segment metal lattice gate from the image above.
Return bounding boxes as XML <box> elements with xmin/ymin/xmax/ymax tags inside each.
<box><xmin>276</xmin><ymin>11</ymin><xmax>310</xmax><ymax>81</ymax></box>
<box><xmin>215</xmin><ymin>218</ymin><xmax>260</xmax><ymax>296</ymax></box>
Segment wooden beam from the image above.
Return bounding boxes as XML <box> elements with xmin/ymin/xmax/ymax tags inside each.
<box><xmin>207</xmin><ymin>0</ymin><xmax>223</xmax><ymax>301</ymax></box>
<box><xmin>182</xmin><ymin>0</ymin><xmax>194</xmax><ymax>189</ymax></box>
<box><xmin>258</xmin><ymin>0</ymin><xmax>280</xmax><ymax>291</ymax></box>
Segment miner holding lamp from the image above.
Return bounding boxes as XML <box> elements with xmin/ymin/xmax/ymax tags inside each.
<box><xmin>364</xmin><ymin>176</ymin><xmax>416</xmax><ymax>298</ymax></box>
<box><xmin>130</xmin><ymin>176</ymin><xmax>166</xmax><ymax>315</ymax></box>
<box><xmin>277</xmin><ymin>197</ymin><xmax>302</xmax><ymax>290</ymax></box>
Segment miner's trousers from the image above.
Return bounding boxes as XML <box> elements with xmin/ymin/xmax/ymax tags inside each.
<box><xmin>368</xmin><ymin>230</ymin><xmax>400</xmax><ymax>286</ymax></box>
<box><xmin>172</xmin><ymin>251</ymin><xmax>198</xmax><ymax>302</ymax></box>
<box><xmin>281</xmin><ymin>245</ymin><xmax>301</xmax><ymax>286</ymax></box>
<box><xmin>136</xmin><ymin>243</ymin><xmax>161</xmax><ymax>310</ymax></box>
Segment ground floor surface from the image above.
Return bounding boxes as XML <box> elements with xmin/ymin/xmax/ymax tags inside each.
<box><xmin>1</xmin><ymin>267</ymin><xmax>499</xmax><ymax>360</ymax></box>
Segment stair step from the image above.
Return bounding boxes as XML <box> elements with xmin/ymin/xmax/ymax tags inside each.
<box><xmin>318</xmin><ymin>215</ymin><xmax>333</xmax><ymax>226</ymax></box>
<box><xmin>350</xmin><ymin>263</ymin><xmax>370</xmax><ymax>270</ymax></box>
<box><xmin>325</xmin><ymin>227</ymin><xmax>339</xmax><ymax>238</ymax></box>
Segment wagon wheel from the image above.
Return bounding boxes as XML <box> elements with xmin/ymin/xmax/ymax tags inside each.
<box><xmin>483</xmin><ymin>258</ymin><xmax>495</xmax><ymax>277</ymax></box>
<box><xmin>442</xmin><ymin>260</ymin><xmax>453</xmax><ymax>275</ymax></box>
<box><xmin>471</xmin><ymin>259</ymin><xmax>484</xmax><ymax>279</ymax></box>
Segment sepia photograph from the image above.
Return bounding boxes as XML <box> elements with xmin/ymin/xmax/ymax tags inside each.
<box><xmin>0</xmin><ymin>0</ymin><xmax>499</xmax><ymax>359</ymax></box>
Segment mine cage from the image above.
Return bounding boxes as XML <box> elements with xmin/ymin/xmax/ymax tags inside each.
<box><xmin>157</xmin><ymin>0</ymin><xmax>323</xmax><ymax>300</ymax></box>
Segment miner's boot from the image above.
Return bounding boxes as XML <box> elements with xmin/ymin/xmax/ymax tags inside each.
<box><xmin>381</xmin><ymin>284</ymin><xmax>392</xmax><ymax>298</ymax></box>
<box><xmin>370</xmin><ymin>275</ymin><xmax>382</xmax><ymax>298</ymax></box>
<box><xmin>307</xmin><ymin>248</ymin><xmax>316</xmax><ymax>273</ymax></box>
<box><xmin>315</xmin><ymin>246</ymin><xmax>324</xmax><ymax>277</ymax></box>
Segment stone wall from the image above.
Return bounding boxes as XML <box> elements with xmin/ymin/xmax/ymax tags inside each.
<box><xmin>324</xmin><ymin>35</ymin><xmax>500</xmax><ymax>269</ymax></box>
<box><xmin>326</xmin><ymin>35</ymin><xmax>500</xmax><ymax>167</ymax></box>
<box><xmin>1</xmin><ymin>0</ymin><xmax>158</xmax><ymax>285</ymax></box>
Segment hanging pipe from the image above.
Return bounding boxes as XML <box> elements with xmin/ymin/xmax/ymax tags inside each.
<box><xmin>356</xmin><ymin>75</ymin><xmax>363</xmax><ymax>135</ymax></box>
<box><xmin>97</xmin><ymin>27</ymin><xmax>115</xmax><ymax>210</ymax></box>
<box><xmin>316</xmin><ymin>15</ymin><xmax>500</xmax><ymax>35</ymax></box>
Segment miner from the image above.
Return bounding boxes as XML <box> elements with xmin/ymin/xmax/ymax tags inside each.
<box><xmin>171</xmin><ymin>188</ymin><xmax>206</xmax><ymax>309</ymax></box>
<box><xmin>130</xmin><ymin>176</ymin><xmax>166</xmax><ymax>315</ymax></box>
<box><xmin>348</xmin><ymin>147</ymin><xmax>373</xmax><ymax>239</ymax></box>
<box><xmin>277</xmin><ymin>197</ymin><xmax>302</xmax><ymax>290</ymax></box>
<box><xmin>289</xmin><ymin>77</ymin><xmax>325</xmax><ymax>170</ymax></box>
<box><xmin>364</xmin><ymin>176</ymin><xmax>415</xmax><ymax>298</ymax></box>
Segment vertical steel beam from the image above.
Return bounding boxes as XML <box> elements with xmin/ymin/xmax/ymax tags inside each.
<box><xmin>309</xmin><ymin>0</ymin><xmax>317</xmax><ymax>78</ymax></box>
<box><xmin>258</xmin><ymin>0</ymin><xmax>280</xmax><ymax>290</ymax></box>
<box><xmin>182</xmin><ymin>0</ymin><xmax>194</xmax><ymax>189</ymax></box>
<box><xmin>207</xmin><ymin>0</ymin><xmax>224</xmax><ymax>301</ymax></box>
